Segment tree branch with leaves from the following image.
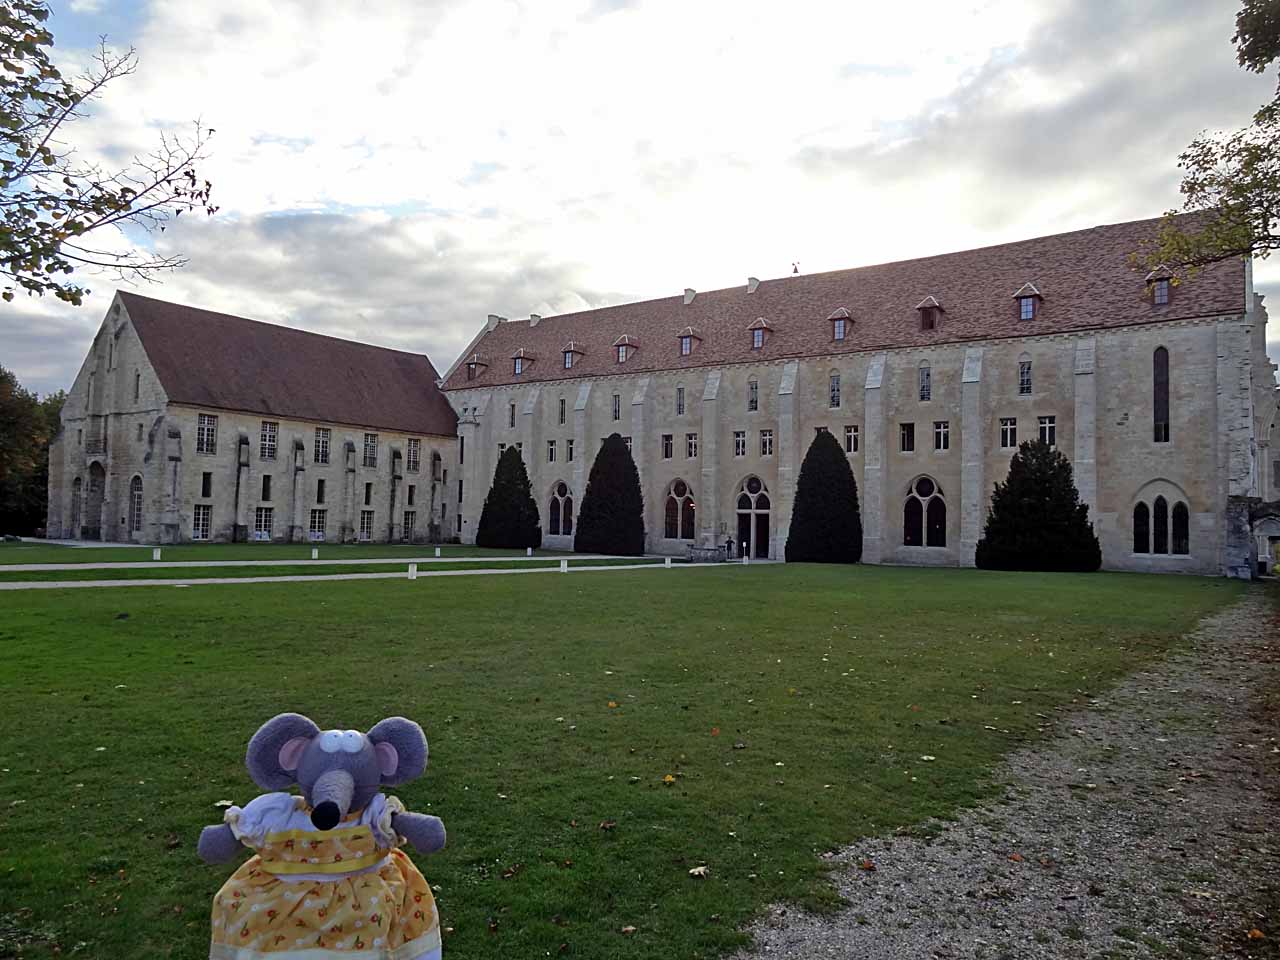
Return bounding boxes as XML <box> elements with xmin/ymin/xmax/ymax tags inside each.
<box><xmin>0</xmin><ymin>0</ymin><xmax>217</xmax><ymax>305</ymax></box>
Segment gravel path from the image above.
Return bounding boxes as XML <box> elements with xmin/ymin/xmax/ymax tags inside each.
<box><xmin>734</xmin><ymin>588</ymin><xmax>1280</xmax><ymax>960</ymax></box>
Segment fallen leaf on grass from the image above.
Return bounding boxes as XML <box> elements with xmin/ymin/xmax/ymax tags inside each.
<box><xmin>662</xmin><ymin>774</ymin><xmax>676</xmax><ymax>785</ymax></box>
<box><xmin>688</xmin><ymin>865</ymin><xmax>710</xmax><ymax>878</ymax></box>
<box><xmin>607</xmin><ymin>701</ymin><xmax>618</xmax><ymax>708</ymax></box>
<box><xmin>1248</xmin><ymin>929</ymin><xmax>1265</xmax><ymax>940</ymax></box>
<box><xmin>599</xmin><ymin>819</ymin><xmax>617</xmax><ymax>831</ymax></box>
<box><xmin>621</xmin><ymin>925</ymin><xmax>636</xmax><ymax>935</ymax></box>
<box><xmin>711</xmin><ymin>727</ymin><xmax>720</xmax><ymax>736</ymax></box>
<box><xmin>1007</xmin><ymin>852</ymin><xmax>1024</xmax><ymax>863</ymax></box>
<box><xmin>858</xmin><ymin>859</ymin><xmax>876</xmax><ymax>872</ymax></box>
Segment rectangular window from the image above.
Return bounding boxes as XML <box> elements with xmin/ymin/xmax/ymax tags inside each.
<box><xmin>456</xmin><ymin>514</ymin><xmax>462</xmax><ymax>534</ymax></box>
<box><xmin>201</xmin><ymin>472</ymin><xmax>212</xmax><ymax>498</ymax></box>
<box><xmin>900</xmin><ymin>422</ymin><xmax>915</xmax><ymax>453</ymax></box>
<box><xmin>1153</xmin><ymin>278</ymin><xmax>1170</xmax><ymax>305</ymax></box>
<box><xmin>547</xmin><ymin>439</ymin><xmax>556</xmax><ymax>462</ymax></box>
<box><xmin>509</xmin><ymin>403</ymin><xmax>516</xmax><ymax>428</ymax></box>
<box><xmin>934</xmin><ymin>420</ymin><xmax>950</xmax><ymax>451</ymax></box>
<box><xmin>364</xmin><ymin>481</ymin><xmax>372</xmax><ymax>506</ymax></box>
<box><xmin>260</xmin><ymin>421</ymin><xmax>278</xmax><ymax>460</ymax></box>
<box><xmin>363</xmin><ymin>432</ymin><xmax>378</xmax><ymax>467</ymax></box>
<box><xmin>833</xmin><ymin>318</ymin><xmax>846</xmax><ymax>341</ymax></box>
<box><xmin>254</xmin><ymin>506</ymin><xmax>274</xmax><ymax>541</ymax></box>
<box><xmin>686</xmin><ymin>432</ymin><xmax>699</xmax><ymax>458</ymax></box>
<box><xmin>309</xmin><ymin>509</ymin><xmax>326</xmax><ymax>542</ymax></box>
<box><xmin>567</xmin><ymin>438</ymin><xmax>574</xmax><ymax>462</ymax></box>
<box><xmin>559</xmin><ymin>398</ymin><xmax>566</xmax><ymax>425</ymax></box>
<box><xmin>760</xmin><ymin>429</ymin><xmax>774</xmax><ymax>456</ymax></box>
<box><xmin>920</xmin><ymin>306</ymin><xmax>937</xmax><ymax>331</ymax></box>
<box><xmin>734</xmin><ymin>430</ymin><xmax>746</xmax><ymax>457</ymax></box>
<box><xmin>845</xmin><ymin>424</ymin><xmax>859</xmax><ymax>453</ymax></box>
<box><xmin>407</xmin><ymin>484</ymin><xmax>416</xmax><ymax>507</ymax></box>
<box><xmin>403</xmin><ymin>511</ymin><xmax>416</xmax><ymax>541</ymax></box>
<box><xmin>134</xmin><ymin>371</ymin><xmax>140</xmax><ymax>400</ymax></box>
<box><xmin>359</xmin><ymin>510</ymin><xmax>374</xmax><ymax>541</ymax></box>
<box><xmin>1019</xmin><ymin>296</ymin><xmax>1036</xmax><ymax>320</ymax></box>
<box><xmin>918</xmin><ymin>365</ymin><xmax>932</xmax><ymax>402</ymax></box>
<box><xmin>457</xmin><ymin>478</ymin><xmax>463</xmax><ymax>504</ymax></box>
<box><xmin>406</xmin><ymin>438</ymin><xmax>421</xmax><ymax>473</ymax></box>
<box><xmin>662</xmin><ymin>434</ymin><xmax>673</xmax><ymax>459</ymax></box>
<box><xmin>564</xmin><ymin>352</ymin><xmax>573</xmax><ymax>369</ymax></box>
<box><xmin>612</xmin><ymin>394</ymin><xmax>621</xmax><ymax>421</ymax></box>
<box><xmin>1038</xmin><ymin>415</ymin><xmax>1056</xmax><ymax>447</ymax></box>
<box><xmin>193</xmin><ymin>504</ymin><xmax>212</xmax><ymax>541</ymax></box>
<box><xmin>752</xmin><ymin>328</ymin><xmax>764</xmax><ymax>349</ymax></box>
<box><xmin>513</xmin><ymin>356</ymin><xmax>524</xmax><ymax>375</ymax></box>
<box><xmin>676</xmin><ymin>386</ymin><xmax>685</xmax><ymax>416</ymax></box>
<box><xmin>829</xmin><ymin>373</ymin><xmax>841</xmax><ymax>408</ymax></box>
<box><xmin>748</xmin><ymin>379</ymin><xmax>759</xmax><ymax>412</ymax></box>
<box><xmin>1000</xmin><ymin>417</ymin><xmax>1018</xmax><ymax>448</ymax></box>
<box><xmin>261</xmin><ymin>475</ymin><xmax>272</xmax><ymax>501</ymax></box>
<box><xmin>137</xmin><ymin>422</ymin><xmax>144</xmax><ymax>441</ymax></box>
<box><xmin>680</xmin><ymin>335</ymin><xmax>691</xmax><ymax>356</ymax></box>
<box><xmin>197</xmin><ymin>414</ymin><xmax>218</xmax><ymax>455</ymax></box>
<box><xmin>466</xmin><ymin>363</ymin><xmax>476</xmax><ymax>380</ymax></box>
<box><xmin>1018</xmin><ymin>360</ymin><xmax>1032</xmax><ymax>396</ymax></box>
<box><xmin>623</xmin><ymin>436</ymin><xmax>632</xmax><ymax>452</ymax></box>
<box><xmin>77</xmin><ymin>428</ymin><xmax>82</xmax><ymax>446</ymax></box>
<box><xmin>459</xmin><ymin>434</ymin><xmax>464</xmax><ymax>465</ymax></box>
<box><xmin>617</xmin><ymin>344</ymin><xmax>628</xmax><ymax>363</ymax></box>
<box><xmin>316</xmin><ymin>478</ymin><xmax>325</xmax><ymax>504</ymax></box>
<box><xmin>314</xmin><ymin>427</ymin><xmax>330</xmax><ymax>464</ymax></box>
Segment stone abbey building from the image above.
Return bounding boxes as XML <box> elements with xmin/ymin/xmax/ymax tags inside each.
<box><xmin>47</xmin><ymin>216</ymin><xmax>1280</xmax><ymax>575</ymax></box>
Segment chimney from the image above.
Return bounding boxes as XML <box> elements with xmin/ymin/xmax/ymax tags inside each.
<box><xmin>683</xmin><ymin>288</ymin><xmax>696</xmax><ymax>305</ymax></box>
<box><xmin>486</xmin><ymin>313</ymin><xmax>507</xmax><ymax>332</ymax></box>
<box><xmin>529</xmin><ymin>313</ymin><xmax>542</xmax><ymax>327</ymax></box>
<box><xmin>747</xmin><ymin>277</ymin><xmax>760</xmax><ymax>294</ymax></box>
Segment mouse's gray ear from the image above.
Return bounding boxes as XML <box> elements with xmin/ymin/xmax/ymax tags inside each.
<box><xmin>245</xmin><ymin>713</ymin><xmax>320</xmax><ymax>789</ymax></box>
<box><xmin>367</xmin><ymin>717</ymin><xmax>427</xmax><ymax>785</ymax></box>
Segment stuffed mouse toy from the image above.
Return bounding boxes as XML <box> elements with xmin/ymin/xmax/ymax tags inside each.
<box><xmin>198</xmin><ymin>713</ymin><xmax>446</xmax><ymax>960</ymax></box>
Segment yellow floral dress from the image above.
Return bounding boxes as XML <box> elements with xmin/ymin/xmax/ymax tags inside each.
<box><xmin>209</xmin><ymin>792</ymin><xmax>441</xmax><ymax>960</ymax></box>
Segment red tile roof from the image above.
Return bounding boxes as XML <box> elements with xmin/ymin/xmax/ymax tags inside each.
<box><xmin>122</xmin><ymin>292</ymin><xmax>457</xmax><ymax>437</ymax></box>
<box><xmin>441</xmin><ymin>215</ymin><xmax>1245</xmax><ymax>391</ymax></box>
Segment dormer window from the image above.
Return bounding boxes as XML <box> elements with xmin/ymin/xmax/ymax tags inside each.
<box><xmin>564</xmin><ymin>352</ymin><xmax>574</xmax><ymax>369</ymax></box>
<box><xmin>466</xmin><ymin>363</ymin><xmax>477</xmax><ymax>380</ymax></box>
<box><xmin>915</xmin><ymin>297</ymin><xmax>943</xmax><ymax>331</ymax></box>
<box><xmin>562</xmin><ymin>340</ymin><xmax>583</xmax><ymax>370</ymax></box>
<box><xmin>513</xmin><ymin>357</ymin><xmax>524</xmax><ymax>375</ymax></box>
<box><xmin>613</xmin><ymin>334</ymin><xmax>637</xmax><ymax>363</ymax></box>
<box><xmin>511</xmin><ymin>348</ymin><xmax>534</xmax><ymax>375</ymax></box>
<box><xmin>463</xmin><ymin>353</ymin><xmax>488</xmax><ymax>381</ymax></box>
<box><xmin>1012</xmin><ymin>282</ymin><xmax>1043</xmax><ymax>320</ymax></box>
<box><xmin>676</xmin><ymin>326</ymin><xmax>700</xmax><ymax>357</ymax></box>
<box><xmin>748</xmin><ymin>317</ymin><xmax>771</xmax><ymax>350</ymax></box>
<box><xmin>1146</xmin><ymin>265</ymin><xmax>1174</xmax><ymax>305</ymax></box>
<box><xmin>828</xmin><ymin>307</ymin><xmax>851</xmax><ymax>341</ymax></box>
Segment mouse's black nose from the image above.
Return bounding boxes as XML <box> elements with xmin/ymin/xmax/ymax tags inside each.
<box><xmin>311</xmin><ymin>801</ymin><xmax>340</xmax><ymax>830</ymax></box>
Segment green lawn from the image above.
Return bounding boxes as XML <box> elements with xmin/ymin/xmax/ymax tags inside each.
<box><xmin>0</xmin><ymin>557</ymin><xmax>660</xmax><ymax>582</ymax></box>
<box><xmin>0</xmin><ymin>541</ymin><xmax>567</xmax><ymax>564</ymax></box>
<box><xmin>0</xmin><ymin>565</ymin><xmax>1246</xmax><ymax>959</ymax></box>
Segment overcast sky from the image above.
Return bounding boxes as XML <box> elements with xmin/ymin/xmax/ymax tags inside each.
<box><xmin>4</xmin><ymin>0</ymin><xmax>1279</xmax><ymax>396</ymax></box>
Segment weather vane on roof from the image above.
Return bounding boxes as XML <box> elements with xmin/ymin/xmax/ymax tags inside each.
<box><xmin>792</xmin><ymin>262</ymin><xmax>800</xmax><ymax>275</ymax></box>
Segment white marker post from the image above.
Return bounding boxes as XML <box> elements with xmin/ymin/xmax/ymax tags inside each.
<box><xmin>527</xmin><ymin>547</ymin><xmax>533</xmax><ymax>557</ymax></box>
<box><xmin>665</xmin><ymin>556</ymin><xmax>672</xmax><ymax>568</ymax></box>
<box><xmin>311</xmin><ymin>547</ymin><xmax>318</xmax><ymax>560</ymax></box>
<box><xmin>560</xmin><ymin>558</ymin><xmax>568</xmax><ymax>573</ymax></box>
<box><xmin>152</xmin><ymin>547</ymin><xmax>161</xmax><ymax>561</ymax></box>
<box><xmin>742</xmin><ymin>542</ymin><xmax>749</xmax><ymax>565</ymax></box>
<box><xmin>408</xmin><ymin>563</ymin><xmax>418</xmax><ymax>580</ymax></box>
<box><xmin>435</xmin><ymin>546</ymin><xmax>441</xmax><ymax>558</ymax></box>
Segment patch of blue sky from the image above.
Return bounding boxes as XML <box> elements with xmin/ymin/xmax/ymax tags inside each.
<box><xmin>48</xmin><ymin>0</ymin><xmax>148</xmax><ymax>55</ymax></box>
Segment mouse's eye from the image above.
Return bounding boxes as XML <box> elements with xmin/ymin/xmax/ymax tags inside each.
<box><xmin>318</xmin><ymin>730</ymin><xmax>343</xmax><ymax>753</ymax></box>
<box><xmin>340</xmin><ymin>730</ymin><xmax>363</xmax><ymax>753</ymax></box>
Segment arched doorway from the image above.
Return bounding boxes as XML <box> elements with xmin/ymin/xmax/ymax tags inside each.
<box><xmin>904</xmin><ymin>476</ymin><xmax>946</xmax><ymax>547</ymax></box>
<box><xmin>70</xmin><ymin>477</ymin><xmax>82</xmax><ymax>539</ymax></box>
<box><xmin>736</xmin><ymin>476</ymin><xmax>770</xmax><ymax>559</ymax></box>
<box><xmin>85</xmin><ymin>462</ymin><xmax>106</xmax><ymax>541</ymax></box>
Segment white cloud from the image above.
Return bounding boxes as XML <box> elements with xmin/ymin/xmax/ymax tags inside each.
<box><xmin>4</xmin><ymin>0</ymin><xmax>1278</xmax><ymax>395</ymax></box>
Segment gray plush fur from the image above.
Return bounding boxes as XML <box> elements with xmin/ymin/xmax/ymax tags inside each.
<box><xmin>197</xmin><ymin>713</ymin><xmax>446</xmax><ymax>865</ymax></box>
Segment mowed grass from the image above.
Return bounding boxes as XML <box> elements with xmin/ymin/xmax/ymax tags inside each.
<box><xmin>0</xmin><ymin>541</ymin><xmax>567</xmax><ymax>564</ymax></box>
<box><xmin>0</xmin><ymin>557</ymin><xmax>660</xmax><ymax>583</ymax></box>
<box><xmin>0</xmin><ymin>565</ymin><xmax>1244</xmax><ymax>959</ymax></box>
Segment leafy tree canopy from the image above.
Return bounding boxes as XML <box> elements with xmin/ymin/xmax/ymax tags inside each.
<box><xmin>0</xmin><ymin>363</ymin><xmax>62</xmax><ymax>535</ymax></box>
<box><xmin>574</xmin><ymin>433</ymin><xmax>645</xmax><ymax>556</ymax></box>
<box><xmin>785</xmin><ymin>428</ymin><xmax>862</xmax><ymax>563</ymax></box>
<box><xmin>1137</xmin><ymin>0</ymin><xmax>1280</xmax><ymax>273</ymax></box>
<box><xmin>0</xmin><ymin>0</ymin><xmax>216</xmax><ymax>305</ymax></box>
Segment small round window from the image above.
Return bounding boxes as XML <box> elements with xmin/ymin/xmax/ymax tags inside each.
<box><xmin>915</xmin><ymin>477</ymin><xmax>935</xmax><ymax>498</ymax></box>
<box><xmin>746</xmin><ymin>477</ymin><xmax>762</xmax><ymax>495</ymax></box>
<box><xmin>673</xmin><ymin>479</ymin><xmax>687</xmax><ymax>498</ymax></box>
<box><xmin>556</xmin><ymin>481</ymin><xmax>568</xmax><ymax>498</ymax></box>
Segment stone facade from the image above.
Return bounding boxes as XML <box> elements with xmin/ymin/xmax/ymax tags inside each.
<box><xmin>47</xmin><ymin>294</ymin><xmax>456</xmax><ymax>545</ymax></box>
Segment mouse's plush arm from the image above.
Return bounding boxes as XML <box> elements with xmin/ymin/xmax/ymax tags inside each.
<box><xmin>198</xmin><ymin>823</ymin><xmax>242</xmax><ymax>864</ymax></box>
<box><xmin>390</xmin><ymin>811</ymin><xmax>446</xmax><ymax>855</ymax></box>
